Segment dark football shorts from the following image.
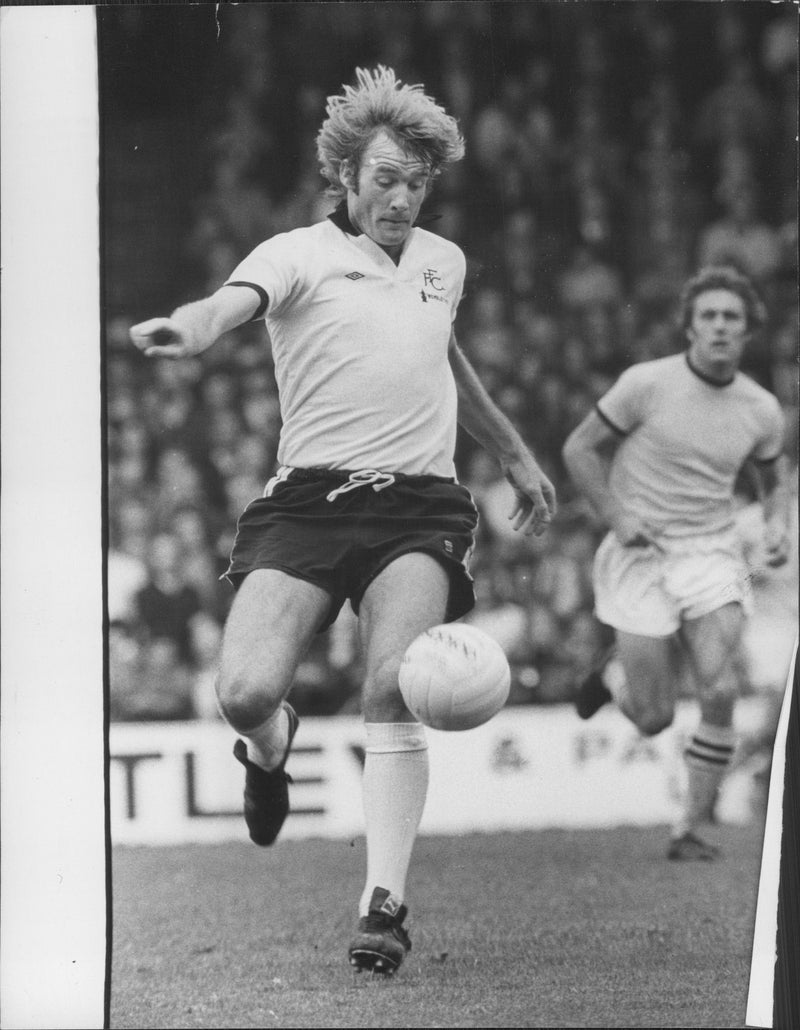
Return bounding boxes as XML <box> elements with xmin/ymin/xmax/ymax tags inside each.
<box><xmin>223</xmin><ymin>466</ymin><xmax>479</xmax><ymax>631</ymax></box>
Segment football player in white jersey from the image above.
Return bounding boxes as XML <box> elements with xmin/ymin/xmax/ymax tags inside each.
<box><xmin>130</xmin><ymin>66</ymin><xmax>556</xmax><ymax>973</ymax></box>
<box><xmin>562</xmin><ymin>266</ymin><xmax>791</xmax><ymax>861</ymax></box>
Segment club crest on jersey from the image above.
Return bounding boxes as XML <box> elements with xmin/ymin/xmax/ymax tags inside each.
<box><xmin>420</xmin><ymin>268</ymin><xmax>448</xmax><ymax>304</ymax></box>
<box><xmin>345</xmin><ymin>271</ymin><xmax>364</xmax><ymax>280</ymax></box>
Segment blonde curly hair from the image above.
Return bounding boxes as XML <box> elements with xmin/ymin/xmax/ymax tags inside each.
<box><xmin>316</xmin><ymin>66</ymin><xmax>465</xmax><ymax>198</ymax></box>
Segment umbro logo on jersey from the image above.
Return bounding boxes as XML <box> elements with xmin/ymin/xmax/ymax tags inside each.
<box><xmin>345</xmin><ymin>271</ymin><xmax>364</xmax><ymax>280</ymax></box>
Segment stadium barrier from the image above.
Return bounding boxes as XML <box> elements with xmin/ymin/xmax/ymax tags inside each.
<box><xmin>110</xmin><ymin>699</ymin><xmax>771</xmax><ymax>845</ymax></box>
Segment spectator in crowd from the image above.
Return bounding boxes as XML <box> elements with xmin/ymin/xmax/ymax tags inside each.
<box><xmin>693</xmin><ymin>55</ymin><xmax>777</xmax><ymax>173</ymax></box>
<box><xmin>460</xmin><ymin>286</ymin><xmax>518</xmax><ymax>389</ymax></box>
<box><xmin>188</xmin><ymin>612</ymin><xmax>226</xmax><ymax>720</ymax></box>
<box><xmin>169</xmin><ymin>503</ymin><xmax>228</xmax><ymax>620</ymax></box>
<box><xmin>697</xmin><ymin>180</ymin><xmax>783</xmax><ymax>287</ymax></box>
<box><xmin>135</xmin><ymin>531</ymin><xmax>203</xmax><ymax>668</ymax></box>
<box><xmin>556</xmin><ymin>243</ymin><xmax>624</xmax><ymax>313</ymax></box>
<box><xmin>110</xmin><ymin>625</ymin><xmax>196</xmax><ymax>722</ymax></box>
<box><xmin>466</xmin><ymin>563</ymin><xmax>532</xmax><ymax>665</ymax></box>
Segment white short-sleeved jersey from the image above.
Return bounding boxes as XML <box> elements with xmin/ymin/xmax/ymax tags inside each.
<box><xmin>225</xmin><ymin>208</ymin><xmax>466</xmax><ymax>478</ymax></box>
<box><xmin>597</xmin><ymin>353</ymin><xmax>784</xmax><ymax>539</ymax></box>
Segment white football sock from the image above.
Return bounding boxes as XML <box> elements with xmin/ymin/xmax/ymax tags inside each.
<box><xmin>359</xmin><ymin>722</ymin><xmax>428</xmax><ymax>916</ymax></box>
<box><xmin>244</xmin><ymin>704</ymin><xmax>289</xmax><ymax>771</ymax></box>
<box><xmin>673</xmin><ymin>721</ymin><xmax>735</xmax><ymax>838</ymax></box>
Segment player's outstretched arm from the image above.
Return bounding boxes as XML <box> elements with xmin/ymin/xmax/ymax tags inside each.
<box><xmin>129</xmin><ymin>284</ymin><xmax>262</xmax><ymax>359</ymax></box>
<box><xmin>449</xmin><ymin>333</ymin><xmax>556</xmax><ymax>536</ymax></box>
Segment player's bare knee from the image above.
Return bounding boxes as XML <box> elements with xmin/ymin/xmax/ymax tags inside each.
<box><xmin>215</xmin><ymin>667</ymin><xmax>284</xmax><ymax>732</ymax></box>
<box><xmin>362</xmin><ymin>656</ymin><xmax>409</xmax><ymax>722</ymax></box>
<box><xmin>632</xmin><ymin>704</ymin><xmax>674</xmax><ymax>737</ymax></box>
<box><xmin>638</xmin><ymin>713</ymin><xmax>673</xmax><ymax>737</ymax></box>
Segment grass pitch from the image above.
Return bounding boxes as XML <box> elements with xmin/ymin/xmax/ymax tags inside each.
<box><xmin>111</xmin><ymin>823</ymin><xmax>765</xmax><ymax>1028</ymax></box>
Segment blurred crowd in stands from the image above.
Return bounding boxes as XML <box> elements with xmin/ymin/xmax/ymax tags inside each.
<box><xmin>106</xmin><ymin>3</ymin><xmax>798</xmax><ymax>722</ymax></box>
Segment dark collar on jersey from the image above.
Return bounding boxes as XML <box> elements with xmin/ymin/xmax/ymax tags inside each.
<box><xmin>685</xmin><ymin>351</ymin><xmax>736</xmax><ymax>388</ymax></box>
<box><xmin>328</xmin><ymin>202</ymin><xmax>360</xmax><ymax>235</ymax></box>
<box><xmin>327</xmin><ymin>200</ymin><xmax>441</xmax><ymax>236</ymax></box>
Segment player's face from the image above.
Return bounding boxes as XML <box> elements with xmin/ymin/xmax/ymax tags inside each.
<box><xmin>344</xmin><ymin>131</ymin><xmax>430</xmax><ymax>258</ymax></box>
<box><xmin>686</xmin><ymin>288</ymin><xmax>749</xmax><ymax>373</ymax></box>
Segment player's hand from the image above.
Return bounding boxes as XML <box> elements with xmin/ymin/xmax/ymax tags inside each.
<box><xmin>503</xmin><ymin>454</ymin><xmax>557</xmax><ymax>537</ymax></box>
<box><xmin>129</xmin><ymin>318</ymin><xmax>196</xmax><ymax>359</ymax></box>
<box><xmin>764</xmin><ymin>519</ymin><xmax>790</xmax><ymax>568</ymax></box>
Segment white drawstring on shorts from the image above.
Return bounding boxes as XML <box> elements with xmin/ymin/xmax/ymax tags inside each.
<box><xmin>326</xmin><ymin>469</ymin><xmax>397</xmax><ymax>502</ymax></box>
<box><xmin>263</xmin><ymin>465</ymin><xmax>293</xmax><ymax>497</ymax></box>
